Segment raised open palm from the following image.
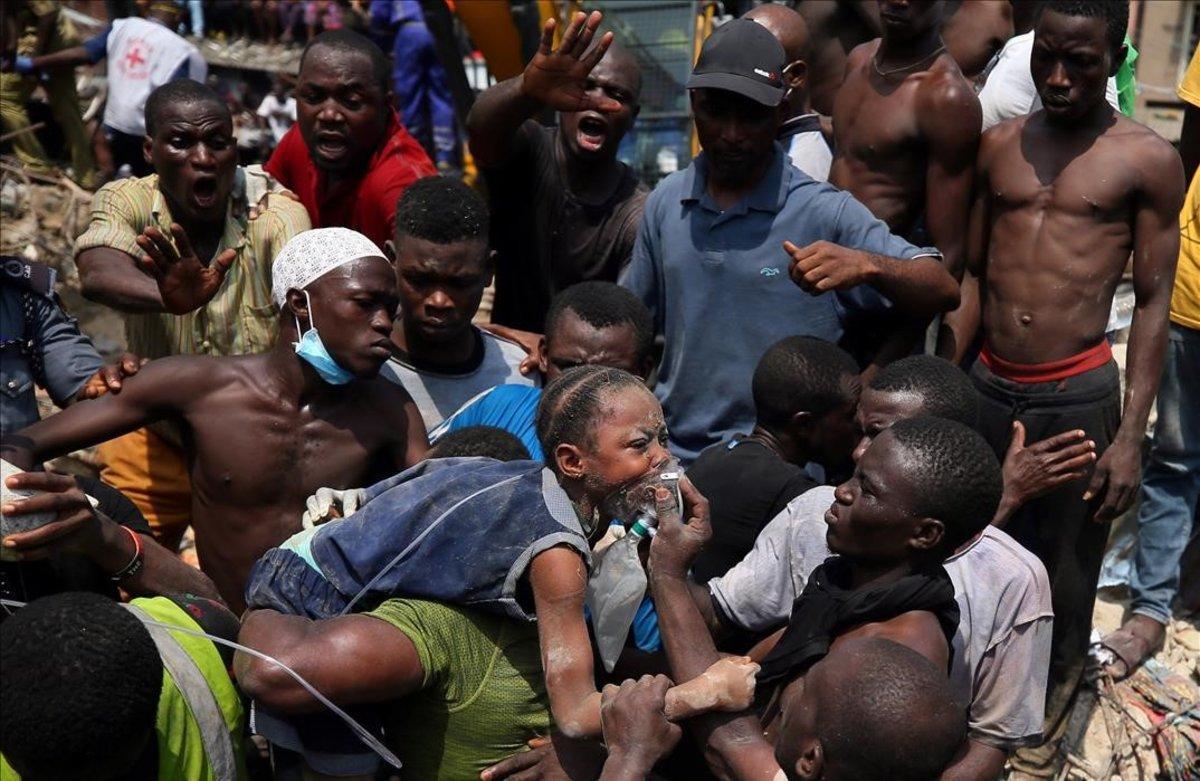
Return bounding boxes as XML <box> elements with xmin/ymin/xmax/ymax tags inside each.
<box><xmin>136</xmin><ymin>223</ymin><xmax>237</xmax><ymax>315</ymax></box>
<box><xmin>523</xmin><ymin>10</ymin><xmax>621</xmax><ymax>114</ymax></box>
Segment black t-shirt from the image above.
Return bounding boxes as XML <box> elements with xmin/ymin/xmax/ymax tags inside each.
<box><xmin>0</xmin><ymin>475</ymin><xmax>153</xmax><ymax>607</ymax></box>
<box><xmin>686</xmin><ymin>438</ymin><xmax>817</xmax><ymax>584</ymax></box>
<box><xmin>483</xmin><ymin>122</ymin><xmax>648</xmax><ymax>331</ymax></box>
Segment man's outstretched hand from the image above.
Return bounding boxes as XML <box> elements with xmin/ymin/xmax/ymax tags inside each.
<box><xmin>785</xmin><ymin>240</ymin><xmax>880</xmax><ymax>294</ymax></box>
<box><xmin>522</xmin><ymin>11</ymin><xmax>620</xmax><ymax>114</ymax></box>
<box><xmin>136</xmin><ymin>223</ymin><xmax>237</xmax><ymax>315</ymax></box>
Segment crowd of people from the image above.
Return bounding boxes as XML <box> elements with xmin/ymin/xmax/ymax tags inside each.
<box><xmin>1</xmin><ymin>0</ymin><xmax>456</xmax><ymax>180</ymax></box>
<box><xmin>0</xmin><ymin>0</ymin><xmax>1197</xmax><ymax>780</ymax></box>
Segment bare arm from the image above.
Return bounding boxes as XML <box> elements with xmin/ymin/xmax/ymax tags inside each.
<box><xmin>1084</xmin><ymin>141</ymin><xmax>1186</xmax><ymax>522</ymax></box>
<box><xmin>939</xmin><ymin>740</ymin><xmax>1007</xmax><ymax>781</ymax></box>
<box><xmin>235</xmin><ymin>609</ymin><xmax>425</xmax><ymax>713</ymax></box>
<box><xmin>0</xmin><ymin>356</ymin><xmax>201</xmax><ymax>469</ymax></box>
<box><xmin>788</xmin><ymin>240</ymin><xmax>959</xmax><ymax>318</ymax></box>
<box><xmin>381</xmin><ymin>390</ymin><xmax>429</xmax><ymax>468</ymax></box>
<box><xmin>937</xmin><ymin>135</ymin><xmax>993</xmax><ymax>363</ymax></box>
<box><xmin>29</xmin><ymin>45</ymin><xmax>93</xmax><ymax>70</ymax></box>
<box><xmin>920</xmin><ymin>76</ymin><xmax>981</xmax><ymax>282</ymax></box>
<box><xmin>528</xmin><ymin>545</ymin><xmax>603</xmax><ymax>739</ymax></box>
<box><xmin>76</xmin><ymin>246</ymin><xmax>168</xmax><ymax>312</ymax></box>
<box><xmin>648</xmin><ymin>480</ymin><xmax>780</xmax><ymax>781</ymax></box>
<box><xmin>0</xmin><ymin>471</ymin><xmax>220</xmax><ymax>601</ymax></box>
<box><xmin>466</xmin><ymin>11</ymin><xmax>617</xmax><ymax>168</ymax></box>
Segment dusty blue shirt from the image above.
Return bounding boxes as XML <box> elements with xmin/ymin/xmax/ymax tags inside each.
<box><xmin>620</xmin><ymin>146</ymin><xmax>938</xmax><ymax>463</ymax></box>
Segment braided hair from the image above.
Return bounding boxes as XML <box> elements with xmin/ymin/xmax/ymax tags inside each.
<box><xmin>536</xmin><ymin>365</ymin><xmax>648</xmax><ymax>469</ymax></box>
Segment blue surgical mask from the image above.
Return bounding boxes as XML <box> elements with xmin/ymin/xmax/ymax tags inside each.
<box><xmin>293</xmin><ymin>291</ymin><xmax>356</xmax><ymax>385</ymax></box>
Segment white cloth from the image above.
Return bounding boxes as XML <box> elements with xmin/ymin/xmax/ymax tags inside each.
<box><xmin>380</xmin><ymin>328</ymin><xmax>538</xmax><ymax>432</ymax></box>
<box><xmin>709</xmin><ymin>486</ymin><xmax>1054</xmax><ymax>749</ymax></box>
<box><xmin>979</xmin><ymin>31</ymin><xmax>1120</xmax><ymax>131</ymax></box>
<box><xmin>786</xmin><ymin>131</ymin><xmax>832</xmax><ymax>183</ymax></box>
<box><xmin>257</xmin><ymin>94</ymin><xmax>297</xmax><ymax>145</ymax></box>
<box><xmin>104</xmin><ymin>17</ymin><xmax>207</xmax><ymax>136</ymax></box>
<box><xmin>271</xmin><ymin>227</ymin><xmax>388</xmax><ymax>307</ymax></box>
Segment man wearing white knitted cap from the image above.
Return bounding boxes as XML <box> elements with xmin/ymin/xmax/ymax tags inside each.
<box><xmin>0</xmin><ymin>228</ymin><xmax>429</xmax><ymax>612</ymax></box>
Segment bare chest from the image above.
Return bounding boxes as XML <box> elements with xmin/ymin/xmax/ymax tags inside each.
<box><xmin>833</xmin><ymin>71</ymin><xmax>924</xmax><ymax>169</ymax></box>
<box><xmin>990</xmin><ymin>140</ymin><xmax>1134</xmax><ymax>224</ymax></box>
<box><xmin>187</xmin><ymin>397</ymin><xmax>388</xmax><ymax>506</ymax></box>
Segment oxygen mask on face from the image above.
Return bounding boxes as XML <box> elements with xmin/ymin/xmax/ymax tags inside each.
<box><xmin>600</xmin><ymin>457</ymin><xmax>684</xmax><ymax>532</ymax></box>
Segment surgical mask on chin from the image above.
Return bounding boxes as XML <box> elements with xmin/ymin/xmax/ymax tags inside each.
<box><xmin>293</xmin><ymin>291</ymin><xmax>356</xmax><ymax>385</ymax></box>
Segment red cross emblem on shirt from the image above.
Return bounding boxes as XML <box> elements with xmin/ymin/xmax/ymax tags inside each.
<box><xmin>125</xmin><ymin>46</ymin><xmax>146</xmax><ymax>68</ymax></box>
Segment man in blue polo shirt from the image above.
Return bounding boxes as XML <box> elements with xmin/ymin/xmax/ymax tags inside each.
<box><xmin>620</xmin><ymin>19</ymin><xmax>959</xmax><ymax>464</ymax></box>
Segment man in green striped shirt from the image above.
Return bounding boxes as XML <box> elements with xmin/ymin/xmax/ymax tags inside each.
<box><xmin>72</xmin><ymin>80</ymin><xmax>310</xmax><ymax>552</ymax></box>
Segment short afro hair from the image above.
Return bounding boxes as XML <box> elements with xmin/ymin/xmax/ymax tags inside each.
<box><xmin>0</xmin><ymin>592</ymin><xmax>163</xmax><ymax>779</ymax></box>
<box><xmin>545</xmin><ymin>282</ymin><xmax>654</xmax><ymax>368</ymax></box>
<box><xmin>1042</xmin><ymin>1</ymin><xmax>1129</xmax><ymax>58</ymax></box>
<box><xmin>886</xmin><ymin>416</ymin><xmax>1003</xmax><ymax>554</ymax></box>
<box><xmin>868</xmin><ymin>355</ymin><xmax>978</xmax><ymax>428</ymax></box>
<box><xmin>430</xmin><ymin>426</ymin><xmax>531</xmax><ymax>461</ymax></box>
<box><xmin>301</xmin><ymin>28</ymin><xmax>391</xmax><ymax>95</ymax></box>
<box><xmin>752</xmin><ymin>336</ymin><xmax>859</xmax><ymax>429</ymax></box>
<box><xmin>815</xmin><ymin>638</ymin><xmax>966</xmax><ymax>780</ymax></box>
<box><xmin>144</xmin><ymin>79</ymin><xmax>229</xmax><ymax>137</ymax></box>
<box><xmin>394</xmin><ymin>176</ymin><xmax>490</xmax><ymax>246</ymax></box>
<box><xmin>536</xmin><ymin>365</ymin><xmax>649</xmax><ymax>469</ymax></box>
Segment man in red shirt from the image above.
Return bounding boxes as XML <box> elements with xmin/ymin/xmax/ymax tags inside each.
<box><xmin>265</xmin><ymin>29</ymin><xmax>435</xmax><ymax>249</ymax></box>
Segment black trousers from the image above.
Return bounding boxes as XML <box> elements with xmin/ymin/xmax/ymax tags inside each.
<box><xmin>970</xmin><ymin>358</ymin><xmax>1121</xmax><ymax>776</ymax></box>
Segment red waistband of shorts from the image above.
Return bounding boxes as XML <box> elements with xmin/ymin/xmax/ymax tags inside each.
<box><xmin>978</xmin><ymin>340</ymin><xmax>1113</xmax><ymax>383</ymax></box>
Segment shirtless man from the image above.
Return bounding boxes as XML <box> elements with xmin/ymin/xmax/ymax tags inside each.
<box><xmin>0</xmin><ymin>229</ymin><xmax>428</xmax><ymax>612</ymax></box>
<box><xmin>941</xmin><ymin>0</ymin><xmax>1014</xmax><ymax>80</ymax></box>
<box><xmin>939</xmin><ymin>2</ymin><xmax>1184</xmax><ymax>774</ymax></box>
<box><xmin>829</xmin><ymin>0</ymin><xmax>981</xmax><ymax>366</ymax></box>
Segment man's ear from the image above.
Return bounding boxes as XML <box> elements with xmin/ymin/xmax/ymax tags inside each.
<box><xmin>1109</xmin><ymin>43</ymin><xmax>1127</xmax><ymax>78</ymax></box>
<box><xmin>143</xmin><ymin>135</ymin><xmax>154</xmax><ymax>166</ymax></box>
<box><xmin>536</xmin><ymin>336</ymin><xmax>549</xmax><ymax>375</ymax></box>
<box><xmin>553</xmin><ymin>442</ymin><xmax>587</xmax><ymax>481</ymax></box>
<box><xmin>789</xmin><ymin>409</ymin><xmax>815</xmax><ymax>442</ymax></box>
<box><xmin>286</xmin><ymin>288</ymin><xmax>310</xmax><ymax>328</ymax></box>
<box><xmin>794</xmin><ymin>737</ymin><xmax>824</xmax><ymax>780</ymax></box>
<box><xmin>910</xmin><ymin>517</ymin><xmax>945</xmax><ymax>555</ymax></box>
<box><xmin>784</xmin><ymin>59</ymin><xmax>809</xmax><ymax>92</ymax></box>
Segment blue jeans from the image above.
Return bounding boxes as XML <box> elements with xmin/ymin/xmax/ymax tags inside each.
<box><xmin>1129</xmin><ymin>322</ymin><xmax>1200</xmax><ymax>624</ymax></box>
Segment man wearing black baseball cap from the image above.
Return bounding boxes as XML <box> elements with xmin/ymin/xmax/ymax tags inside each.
<box><xmin>620</xmin><ymin>17</ymin><xmax>960</xmax><ymax>466</ymax></box>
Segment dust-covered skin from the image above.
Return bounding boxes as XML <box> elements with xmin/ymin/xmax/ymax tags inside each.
<box><xmin>663</xmin><ymin>656</ymin><xmax>760</xmax><ymax>718</ymax></box>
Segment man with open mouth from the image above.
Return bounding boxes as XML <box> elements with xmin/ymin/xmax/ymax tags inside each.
<box><xmin>73</xmin><ymin>79</ymin><xmax>311</xmax><ymax>555</ymax></box>
<box><xmin>467</xmin><ymin>10</ymin><xmax>647</xmax><ymax>332</ymax></box>
<box><xmin>265</xmin><ymin>28</ymin><xmax>436</xmax><ymax>251</ymax></box>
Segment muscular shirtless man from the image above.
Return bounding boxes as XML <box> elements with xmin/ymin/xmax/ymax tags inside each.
<box><xmin>0</xmin><ymin>229</ymin><xmax>428</xmax><ymax>612</ymax></box>
<box><xmin>941</xmin><ymin>0</ymin><xmax>1014</xmax><ymax>80</ymax></box>
<box><xmin>939</xmin><ymin>2</ymin><xmax>1184</xmax><ymax>774</ymax></box>
<box><xmin>829</xmin><ymin>0</ymin><xmax>981</xmax><ymax>366</ymax></box>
